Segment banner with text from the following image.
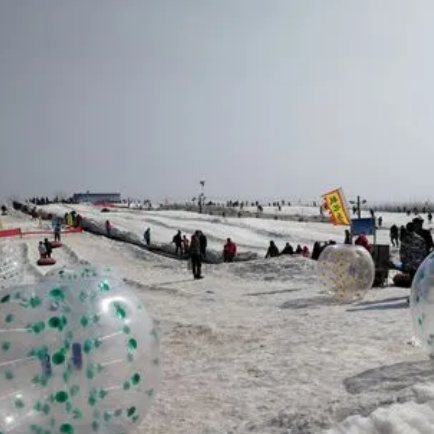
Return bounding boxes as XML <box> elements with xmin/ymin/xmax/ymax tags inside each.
<box><xmin>322</xmin><ymin>188</ymin><xmax>352</xmax><ymax>226</ymax></box>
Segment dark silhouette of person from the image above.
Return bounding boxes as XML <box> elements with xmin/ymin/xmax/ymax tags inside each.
<box><xmin>44</xmin><ymin>238</ymin><xmax>53</xmax><ymax>259</ymax></box>
<box><xmin>144</xmin><ymin>228</ymin><xmax>151</xmax><ymax>246</ymax></box>
<box><xmin>390</xmin><ymin>224</ymin><xmax>399</xmax><ymax>247</ymax></box>
<box><xmin>311</xmin><ymin>241</ymin><xmax>322</xmax><ymax>260</ymax></box>
<box><xmin>399</xmin><ymin>226</ymin><xmax>406</xmax><ymax>242</ymax></box>
<box><xmin>189</xmin><ymin>231</ymin><xmax>203</xmax><ymax>279</ymax></box>
<box><xmin>199</xmin><ymin>231</ymin><xmax>208</xmax><ymax>260</ymax></box>
<box><xmin>105</xmin><ymin>220</ymin><xmax>111</xmax><ymax>237</ymax></box>
<box><xmin>400</xmin><ymin>222</ymin><xmax>426</xmax><ymax>282</ymax></box>
<box><xmin>344</xmin><ymin>230</ymin><xmax>352</xmax><ymax>244</ymax></box>
<box><xmin>172</xmin><ymin>230</ymin><xmax>183</xmax><ymax>256</ymax></box>
<box><xmin>265</xmin><ymin>241</ymin><xmax>280</xmax><ymax>258</ymax></box>
<box><xmin>280</xmin><ymin>243</ymin><xmax>294</xmax><ymax>255</ymax></box>
<box><xmin>413</xmin><ymin>217</ymin><xmax>434</xmax><ymax>256</ymax></box>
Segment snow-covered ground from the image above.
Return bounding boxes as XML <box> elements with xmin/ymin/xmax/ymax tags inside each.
<box><xmin>1</xmin><ymin>205</ymin><xmax>433</xmax><ymax>434</ymax></box>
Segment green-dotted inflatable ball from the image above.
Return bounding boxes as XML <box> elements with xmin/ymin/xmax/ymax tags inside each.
<box><xmin>0</xmin><ymin>265</ymin><xmax>160</xmax><ymax>434</ymax></box>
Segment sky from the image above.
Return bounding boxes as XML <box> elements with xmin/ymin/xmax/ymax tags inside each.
<box><xmin>1</xmin><ymin>0</ymin><xmax>434</xmax><ymax>204</ymax></box>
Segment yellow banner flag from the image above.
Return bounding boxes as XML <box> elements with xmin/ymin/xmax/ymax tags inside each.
<box><xmin>322</xmin><ymin>188</ymin><xmax>351</xmax><ymax>226</ymax></box>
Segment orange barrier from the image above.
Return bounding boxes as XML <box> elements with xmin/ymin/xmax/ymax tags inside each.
<box><xmin>0</xmin><ymin>228</ymin><xmax>22</xmax><ymax>238</ymax></box>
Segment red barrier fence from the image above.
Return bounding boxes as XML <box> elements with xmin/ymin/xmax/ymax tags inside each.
<box><xmin>0</xmin><ymin>226</ymin><xmax>83</xmax><ymax>239</ymax></box>
<box><xmin>0</xmin><ymin>228</ymin><xmax>22</xmax><ymax>238</ymax></box>
<box><xmin>21</xmin><ymin>227</ymin><xmax>83</xmax><ymax>236</ymax></box>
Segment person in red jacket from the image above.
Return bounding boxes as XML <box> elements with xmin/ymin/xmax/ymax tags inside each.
<box><xmin>354</xmin><ymin>233</ymin><xmax>370</xmax><ymax>251</ymax></box>
<box><xmin>223</xmin><ymin>238</ymin><xmax>237</xmax><ymax>262</ymax></box>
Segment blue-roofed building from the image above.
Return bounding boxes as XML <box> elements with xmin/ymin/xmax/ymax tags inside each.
<box><xmin>72</xmin><ymin>192</ymin><xmax>121</xmax><ymax>204</ymax></box>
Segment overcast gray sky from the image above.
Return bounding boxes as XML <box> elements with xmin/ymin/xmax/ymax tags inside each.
<box><xmin>1</xmin><ymin>0</ymin><xmax>433</xmax><ymax>204</ymax></box>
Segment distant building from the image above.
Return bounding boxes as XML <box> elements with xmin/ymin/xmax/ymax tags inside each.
<box><xmin>72</xmin><ymin>192</ymin><xmax>121</xmax><ymax>204</ymax></box>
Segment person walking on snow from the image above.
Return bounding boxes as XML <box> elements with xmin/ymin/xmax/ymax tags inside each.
<box><xmin>54</xmin><ymin>219</ymin><xmax>62</xmax><ymax>242</ymax></box>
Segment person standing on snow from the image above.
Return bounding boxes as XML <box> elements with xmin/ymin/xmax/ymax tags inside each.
<box><xmin>189</xmin><ymin>231</ymin><xmax>203</xmax><ymax>279</ymax></box>
<box><xmin>413</xmin><ymin>217</ymin><xmax>434</xmax><ymax>256</ymax></box>
<box><xmin>105</xmin><ymin>220</ymin><xmax>112</xmax><ymax>237</ymax></box>
<box><xmin>182</xmin><ymin>235</ymin><xmax>190</xmax><ymax>255</ymax></box>
<box><xmin>400</xmin><ymin>222</ymin><xmax>426</xmax><ymax>282</ymax></box>
<box><xmin>172</xmin><ymin>230</ymin><xmax>183</xmax><ymax>256</ymax></box>
<box><xmin>390</xmin><ymin>224</ymin><xmax>399</xmax><ymax>247</ymax></box>
<box><xmin>199</xmin><ymin>231</ymin><xmax>208</xmax><ymax>260</ymax></box>
<box><xmin>144</xmin><ymin>228</ymin><xmax>151</xmax><ymax>246</ymax></box>
<box><xmin>54</xmin><ymin>219</ymin><xmax>62</xmax><ymax>242</ymax></box>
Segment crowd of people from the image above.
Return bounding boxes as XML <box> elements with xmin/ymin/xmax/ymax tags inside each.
<box><xmin>37</xmin><ymin>216</ymin><xmax>67</xmax><ymax>261</ymax></box>
<box><xmin>394</xmin><ymin>217</ymin><xmax>433</xmax><ymax>281</ymax></box>
<box><xmin>110</xmin><ymin>209</ymin><xmax>434</xmax><ymax>288</ymax></box>
<box><xmin>170</xmin><ymin>230</ymin><xmax>208</xmax><ymax>279</ymax></box>
<box><xmin>164</xmin><ymin>228</ymin><xmax>315</xmax><ymax>279</ymax></box>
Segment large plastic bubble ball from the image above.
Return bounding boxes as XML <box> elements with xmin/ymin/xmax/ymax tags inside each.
<box><xmin>0</xmin><ymin>265</ymin><xmax>160</xmax><ymax>434</ymax></box>
<box><xmin>410</xmin><ymin>252</ymin><xmax>434</xmax><ymax>356</ymax></box>
<box><xmin>317</xmin><ymin>244</ymin><xmax>375</xmax><ymax>302</ymax></box>
<box><xmin>0</xmin><ymin>242</ymin><xmax>23</xmax><ymax>289</ymax></box>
